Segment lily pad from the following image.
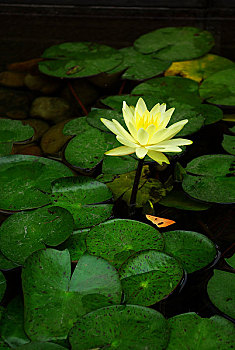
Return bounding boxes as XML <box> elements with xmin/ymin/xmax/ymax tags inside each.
<box><xmin>111</xmin><ymin>46</ymin><xmax>171</xmax><ymax>81</ymax></box>
<box><xmin>134</xmin><ymin>26</ymin><xmax>214</xmax><ymax>61</ymax></box>
<box><xmin>207</xmin><ymin>269</ymin><xmax>235</xmax><ymax>319</ymax></box>
<box><xmin>119</xmin><ymin>250</ymin><xmax>183</xmax><ymax>306</ymax></box>
<box><xmin>182</xmin><ymin>154</ymin><xmax>235</xmax><ymax>204</ymax></box>
<box><xmin>22</xmin><ymin>249</ymin><xmax>122</xmax><ymax>341</ymax></box>
<box><xmin>0</xmin><ymin>155</ymin><xmax>73</xmax><ymax>211</ymax></box>
<box><xmin>222</xmin><ymin>134</ymin><xmax>235</xmax><ymax>155</ymax></box>
<box><xmin>0</xmin><ymin>119</ymin><xmax>34</xmax><ymax>143</ymax></box>
<box><xmin>51</xmin><ymin>176</ymin><xmax>113</xmax><ymax>229</ymax></box>
<box><xmin>165</xmin><ymin>54</ymin><xmax>235</xmax><ymax>82</ymax></box>
<box><xmin>0</xmin><ymin>297</ymin><xmax>30</xmax><ymax>348</ymax></box>
<box><xmin>0</xmin><ymin>142</ymin><xmax>13</xmax><ymax>157</ymax></box>
<box><xmin>159</xmin><ymin>189</ymin><xmax>211</xmax><ymax>211</ymax></box>
<box><xmin>0</xmin><ymin>271</ymin><xmax>6</xmax><ymax>302</ymax></box>
<box><xmin>196</xmin><ymin>103</ymin><xmax>223</xmax><ymax>125</ymax></box>
<box><xmin>64</xmin><ymin>128</ymin><xmax>117</xmax><ymax>170</ymax></box>
<box><xmin>199</xmin><ymin>68</ymin><xmax>235</xmax><ymax>106</ymax></box>
<box><xmin>69</xmin><ymin>304</ymin><xmax>169</xmax><ymax>350</ymax></box>
<box><xmin>226</xmin><ymin>254</ymin><xmax>235</xmax><ymax>269</ymax></box>
<box><xmin>162</xmin><ymin>230</ymin><xmax>216</xmax><ymax>273</ymax></box>
<box><xmin>62</xmin><ymin>117</ymin><xmax>91</xmax><ymax>136</ymax></box>
<box><xmin>58</xmin><ymin>228</ymin><xmax>89</xmax><ymax>261</ymax></box>
<box><xmin>102</xmin><ymin>154</ymin><xmax>138</xmax><ymax>175</ymax></box>
<box><xmin>39</xmin><ymin>42</ymin><xmax>122</xmax><ymax>78</ymax></box>
<box><xmin>101</xmin><ymin>94</ymin><xmax>159</xmax><ymax>112</ymax></box>
<box><xmin>0</xmin><ymin>206</ymin><xmax>74</xmax><ymax>265</ymax></box>
<box><xmin>86</xmin><ymin>219</ymin><xmax>164</xmax><ymax>268</ymax></box>
<box><xmin>86</xmin><ymin>108</ymin><xmax>124</xmax><ymax>131</ymax></box>
<box><xmin>167</xmin><ymin>313</ymin><xmax>235</xmax><ymax>349</ymax></box>
<box><xmin>0</xmin><ymin>252</ymin><xmax>19</xmax><ymax>270</ymax></box>
<box><xmin>17</xmin><ymin>343</ymin><xmax>68</xmax><ymax>349</ymax></box>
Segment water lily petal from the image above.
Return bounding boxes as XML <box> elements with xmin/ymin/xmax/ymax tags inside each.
<box><xmin>159</xmin><ymin>108</ymin><xmax>175</xmax><ymax>129</ymax></box>
<box><xmin>160</xmin><ymin>103</ymin><xmax>166</xmax><ymax>113</ymax></box>
<box><xmin>146</xmin><ymin>124</ymin><xmax>157</xmax><ymax>139</ymax></box>
<box><xmin>100</xmin><ymin>118</ymin><xmax>120</xmax><ymax>136</ymax></box>
<box><xmin>128</xmin><ymin>120</ymin><xmax>138</xmax><ymax>139</ymax></box>
<box><xmin>112</xmin><ymin>119</ymin><xmax>136</xmax><ymax>143</ymax></box>
<box><xmin>137</xmin><ymin>128</ymin><xmax>149</xmax><ymax>145</ymax></box>
<box><xmin>149</xmin><ymin>119</ymin><xmax>188</xmax><ymax>144</ymax></box>
<box><xmin>136</xmin><ymin>147</ymin><xmax>148</xmax><ymax>159</ymax></box>
<box><xmin>147</xmin><ymin>150</ymin><xmax>170</xmax><ymax>165</ymax></box>
<box><xmin>105</xmin><ymin>146</ymin><xmax>134</xmax><ymax>156</ymax></box>
<box><xmin>116</xmin><ymin>135</ymin><xmax>138</xmax><ymax>148</ymax></box>
<box><xmin>135</xmin><ymin>97</ymin><xmax>147</xmax><ymax>117</ymax></box>
<box><xmin>157</xmin><ymin>138</ymin><xmax>193</xmax><ymax>147</ymax></box>
<box><xmin>150</xmin><ymin>103</ymin><xmax>160</xmax><ymax>118</ymax></box>
<box><xmin>122</xmin><ymin>101</ymin><xmax>134</xmax><ymax>127</ymax></box>
<box><xmin>146</xmin><ymin>144</ymin><xmax>182</xmax><ymax>152</ymax></box>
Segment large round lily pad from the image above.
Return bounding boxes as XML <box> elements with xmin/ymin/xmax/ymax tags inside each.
<box><xmin>0</xmin><ymin>297</ymin><xmax>30</xmax><ymax>348</ymax></box>
<box><xmin>38</xmin><ymin>42</ymin><xmax>122</xmax><ymax>78</ymax></box>
<box><xmin>102</xmin><ymin>154</ymin><xmax>138</xmax><ymax>175</ymax></box>
<box><xmin>57</xmin><ymin>228</ymin><xmax>89</xmax><ymax>262</ymax></box>
<box><xmin>0</xmin><ymin>271</ymin><xmax>6</xmax><ymax>302</ymax></box>
<box><xmin>165</xmin><ymin>54</ymin><xmax>235</xmax><ymax>82</ymax></box>
<box><xmin>0</xmin><ymin>155</ymin><xmax>73</xmax><ymax>211</ymax></box>
<box><xmin>167</xmin><ymin>313</ymin><xmax>235</xmax><ymax>349</ymax></box>
<box><xmin>86</xmin><ymin>108</ymin><xmax>124</xmax><ymax>131</ymax></box>
<box><xmin>51</xmin><ymin>176</ymin><xmax>113</xmax><ymax>229</ymax></box>
<box><xmin>64</xmin><ymin>128</ymin><xmax>117</xmax><ymax>170</ymax></box>
<box><xmin>199</xmin><ymin>68</ymin><xmax>235</xmax><ymax>106</ymax></box>
<box><xmin>0</xmin><ymin>118</ymin><xmax>34</xmax><ymax>143</ymax></box>
<box><xmin>182</xmin><ymin>154</ymin><xmax>235</xmax><ymax>204</ymax></box>
<box><xmin>17</xmin><ymin>343</ymin><xmax>67</xmax><ymax>349</ymax></box>
<box><xmin>86</xmin><ymin>219</ymin><xmax>164</xmax><ymax>268</ymax></box>
<box><xmin>69</xmin><ymin>305</ymin><xmax>169</xmax><ymax>350</ymax></box>
<box><xmin>62</xmin><ymin>117</ymin><xmax>91</xmax><ymax>136</ymax></box>
<box><xmin>111</xmin><ymin>46</ymin><xmax>171</xmax><ymax>81</ymax></box>
<box><xmin>207</xmin><ymin>269</ymin><xmax>235</xmax><ymax>319</ymax></box>
<box><xmin>222</xmin><ymin>134</ymin><xmax>235</xmax><ymax>155</ymax></box>
<box><xmin>162</xmin><ymin>230</ymin><xmax>217</xmax><ymax>273</ymax></box>
<box><xmin>119</xmin><ymin>250</ymin><xmax>183</xmax><ymax>306</ymax></box>
<box><xmin>0</xmin><ymin>206</ymin><xmax>74</xmax><ymax>265</ymax></box>
<box><xmin>134</xmin><ymin>26</ymin><xmax>214</xmax><ymax>61</ymax></box>
<box><xmin>22</xmin><ymin>249</ymin><xmax>122</xmax><ymax>341</ymax></box>
<box><xmin>0</xmin><ymin>251</ymin><xmax>19</xmax><ymax>270</ymax></box>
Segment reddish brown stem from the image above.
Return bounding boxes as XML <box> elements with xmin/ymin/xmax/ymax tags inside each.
<box><xmin>118</xmin><ymin>80</ymin><xmax>126</xmax><ymax>95</ymax></box>
<box><xmin>67</xmin><ymin>81</ymin><xmax>88</xmax><ymax>116</ymax></box>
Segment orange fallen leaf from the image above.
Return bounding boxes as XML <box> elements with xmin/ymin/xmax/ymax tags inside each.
<box><xmin>146</xmin><ymin>215</ymin><xmax>176</xmax><ymax>228</ymax></box>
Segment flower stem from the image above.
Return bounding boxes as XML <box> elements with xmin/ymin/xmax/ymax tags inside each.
<box><xmin>129</xmin><ymin>157</ymin><xmax>145</xmax><ymax>216</ymax></box>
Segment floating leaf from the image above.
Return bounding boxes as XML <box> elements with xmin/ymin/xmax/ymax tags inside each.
<box><xmin>222</xmin><ymin>134</ymin><xmax>235</xmax><ymax>155</ymax></box>
<box><xmin>167</xmin><ymin>313</ymin><xmax>235</xmax><ymax>349</ymax></box>
<box><xmin>159</xmin><ymin>189</ymin><xmax>211</xmax><ymax>211</ymax></box>
<box><xmin>102</xmin><ymin>154</ymin><xmax>138</xmax><ymax>175</ymax></box>
<box><xmin>119</xmin><ymin>250</ymin><xmax>183</xmax><ymax>306</ymax></box>
<box><xmin>64</xmin><ymin>128</ymin><xmax>117</xmax><ymax>170</ymax></box>
<box><xmin>182</xmin><ymin>154</ymin><xmax>235</xmax><ymax>203</ymax></box>
<box><xmin>17</xmin><ymin>342</ymin><xmax>68</xmax><ymax>349</ymax></box>
<box><xmin>51</xmin><ymin>176</ymin><xmax>113</xmax><ymax>229</ymax></box>
<box><xmin>0</xmin><ymin>118</ymin><xmax>34</xmax><ymax>143</ymax></box>
<box><xmin>62</xmin><ymin>117</ymin><xmax>91</xmax><ymax>136</ymax></box>
<box><xmin>226</xmin><ymin>254</ymin><xmax>235</xmax><ymax>269</ymax></box>
<box><xmin>199</xmin><ymin>68</ymin><xmax>235</xmax><ymax>106</ymax></box>
<box><xmin>0</xmin><ymin>297</ymin><xmax>30</xmax><ymax>348</ymax></box>
<box><xmin>87</xmin><ymin>108</ymin><xmax>124</xmax><ymax>131</ymax></box>
<box><xmin>22</xmin><ymin>249</ymin><xmax>122</xmax><ymax>341</ymax></box>
<box><xmin>0</xmin><ymin>271</ymin><xmax>6</xmax><ymax>302</ymax></box>
<box><xmin>207</xmin><ymin>269</ymin><xmax>235</xmax><ymax>319</ymax></box>
<box><xmin>112</xmin><ymin>46</ymin><xmax>171</xmax><ymax>80</ymax></box>
<box><xmin>86</xmin><ymin>219</ymin><xmax>164</xmax><ymax>268</ymax></box>
<box><xmin>39</xmin><ymin>42</ymin><xmax>122</xmax><ymax>78</ymax></box>
<box><xmin>0</xmin><ymin>206</ymin><xmax>74</xmax><ymax>265</ymax></box>
<box><xmin>0</xmin><ymin>155</ymin><xmax>73</xmax><ymax>211</ymax></box>
<box><xmin>134</xmin><ymin>27</ymin><xmax>214</xmax><ymax>61</ymax></box>
<box><xmin>69</xmin><ymin>305</ymin><xmax>169</xmax><ymax>350</ymax></box>
<box><xmin>162</xmin><ymin>230</ymin><xmax>216</xmax><ymax>273</ymax></box>
<box><xmin>0</xmin><ymin>252</ymin><xmax>19</xmax><ymax>270</ymax></box>
<box><xmin>196</xmin><ymin>103</ymin><xmax>223</xmax><ymax>125</ymax></box>
<box><xmin>0</xmin><ymin>142</ymin><xmax>13</xmax><ymax>157</ymax></box>
<box><xmin>58</xmin><ymin>228</ymin><xmax>89</xmax><ymax>261</ymax></box>
<box><xmin>165</xmin><ymin>54</ymin><xmax>235</xmax><ymax>82</ymax></box>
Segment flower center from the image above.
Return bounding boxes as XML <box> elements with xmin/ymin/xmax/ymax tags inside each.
<box><xmin>135</xmin><ymin>110</ymin><xmax>160</xmax><ymax>131</ymax></box>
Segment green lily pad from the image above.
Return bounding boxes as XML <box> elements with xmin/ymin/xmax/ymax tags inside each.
<box><xmin>64</xmin><ymin>128</ymin><xmax>117</xmax><ymax>170</ymax></box>
<box><xmin>0</xmin><ymin>271</ymin><xmax>6</xmax><ymax>302</ymax></box>
<box><xmin>134</xmin><ymin>27</ymin><xmax>214</xmax><ymax>61</ymax></box>
<box><xmin>0</xmin><ymin>338</ymin><xmax>11</xmax><ymax>349</ymax></box>
<box><xmin>0</xmin><ymin>206</ymin><xmax>74</xmax><ymax>265</ymax></box>
<box><xmin>0</xmin><ymin>251</ymin><xmax>19</xmax><ymax>270</ymax></box>
<box><xmin>101</xmin><ymin>94</ymin><xmax>160</xmax><ymax>112</ymax></box>
<box><xmin>222</xmin><ymin>134</ymin><xmax>235</xmax><ymax>155</ymax></box>
<box><xmin>38</xmin><ymin>42</ymin><xmax>122</xmax><ymax>78</ymax></box>
<box><xmin>51</xmin><ymin>176</ymin><xmax>113</xmax><ymax>229</ymax></box>
<box><xmin>69</xmin><ymin>304</ymin><xmax>169</xmax><ymax>350</ymax></box>
<box><xmin>0</xmin><ymin>119</ymin><xmax>34</xmax><ymax>143</ymax></box>
<box><xmin>17</xmin><ymin>342</ymin><xmax>68</xmax><ymax>349</ymax></box>
<box><xmin>0</xmin><ymin>142</ymin><xmax>13</xmax><ymax>157</ymax></box>
<box><xmin>86</xmin><ymin>108</ymin><xmax>124</xmax><ymax>131</ymax></box>
<box><xmin>102</xmin><ymin>155</ymin><xmax>138</xmax><ymax>175</ymax></box>
<box><xmin>196</xmin><ymin>103</ymin><xmax>223</xmax><ymax>125</ymax></box>
<box><xmin>22</xmin><ymin>249</ymin><xmax>122</xmax><ymax>341</ymax></box>
<box><xmin>159</xmin><ymin>189</ymin><xmax>211</xmax><ymax>211</ymax></box>
<box><xmin>182</xmin><ymin>154</ymin><xmax>235</xmax><ymax>204</ymax></box>
<box><xmin>162</xmin><ymin>230</ymin><xmax>216</xmax><ymax>273</ymax></box>
<box><xmin>119</xmin><ymin>250</ymin><xmax>183</xmax><ymax>306</ymax></box>
<box><xmin>165</xmin><ymin>54</ymin><xmax>235</xmax><ymax>83</ymax></box>
<box><xmin>111</xmin><ymin>46</ymin><xmax>171</xmax><ymax>81</ymax></box>
<box><xmin>58</xmin><ymin>228</ymin><xmax>89</xmax><ymax>261</ymax></box>
<box><xmin>207</xmin><ymin>269</ymin><xmax>235</xmax><ymax>319</ymax></box>
<box><xmin>226</xmin><ymin>254</ymin><xmax>235</xmax><ymax>269</ymax></box>
<box><xmin>86</xmin><ymin>219</ymin><xmax>164</xmax><ymax>268</ymax></box>
<box><xmin>199</xmin><ymin>68</ymin><xmax>235</xmax><ymax>106</ymax></box>
<box><xmin>0</xmin><ymin>155</ymin><xmax>73</xmax><ymax>211</ymax></box>
<box><xmin>63</xmin><ymin>117</ymin><xmax>91</xmax><ymax>136</ymax></box>
<box><xmin>167</xmin><ymin>313</ymin><xmax>235</xmax><ymax>349</ymax></box>
<box><xmin>0</xmin><ymin>297</ymin><xmax>30</xmax><ymax>348</ymax></box>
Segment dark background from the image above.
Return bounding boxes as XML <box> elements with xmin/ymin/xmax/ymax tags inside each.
<box><xmin>0</xmin><ymin>0</ymin><xmax>235</xmax><ymax>65</ymax></box>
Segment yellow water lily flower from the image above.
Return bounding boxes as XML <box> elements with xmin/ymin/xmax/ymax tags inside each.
<box><xmin>101</xmin><ymin>98</ymin><xmax>192</xmax><ymax>165</ymax></box>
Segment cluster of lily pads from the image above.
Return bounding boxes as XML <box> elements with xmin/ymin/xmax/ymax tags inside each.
<box><xmin>0</xmin><ymin>26</ymin><xmax>235</xmax><ymax>349</ymax></box>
